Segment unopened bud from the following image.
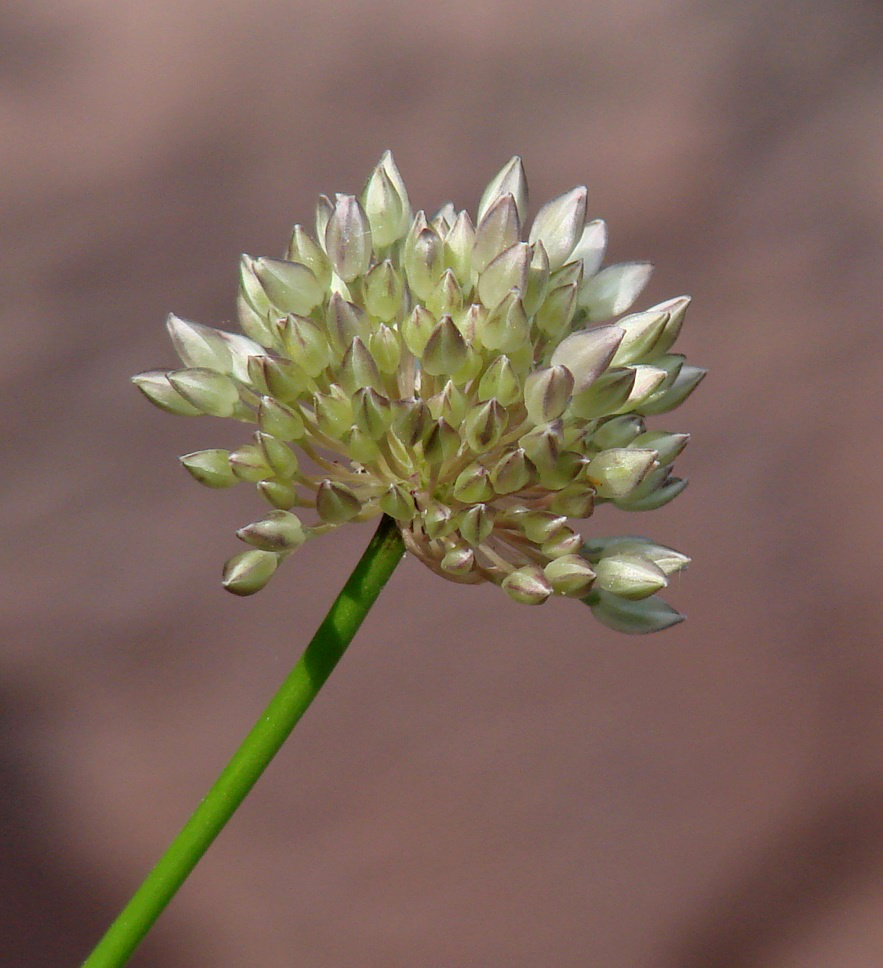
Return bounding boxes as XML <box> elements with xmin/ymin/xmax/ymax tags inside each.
<box><xmin>423</xmin><ymin>418</ymin><xmax>461</xmax><ymax>464</ymax></box>
<box><xmin>477</xmin><ymin>242</ymin><xmax>530</xmax><ymax>308</ymax></box>
<box><xmin>544</xmin><ymin>555</ymin><xmax>596</xmax><ymax>596</ymax></box>
<box><xmin>339</xmin><ymin>337</ymin><xmax>383</xmax><ymax>394</ymax></box>
<box><xmin>402</xmin><ymin>305</ymin><xmax>436</xmax><ymax>357</ymax></box>
<box><xmin>222</xmin><ymin>550</ymin><xmax>279</xmax><ymax>596</ymax></box>
<box><xmin>477</xmin><ymin>156</ymin><xmax>528</xmax><ymax>224</ymax></box>
<box><xmin>253</xmin><ymin>257</ymin><xmax>324</xmax><ymax>315</ymax></box>
<box><xmin>579</xmin><ymin>261</ymin><xmax>653</xmax><ymax>321</ymax></box>
<box><xmin>316</xmin><ymin>480</ymin><xmax>362</xmax><ymax>524</ymax></box>
<box><xmin>593</xmin><ymin>553</ymin><xmax>668</xmax><ymax>600</ymax></box>
<box><xmin>324</xmin><ymin>194</ymin><xmax>373</xmax><ymax>282</ymax></box>
<box><xmin>478</xmin><ymin>355</ymin><xmax>521</xmax><ymax>406</ymax></box>
<box><xmin>379</xmin><ymin>483</ymin><xmax>416</xmax><ymax>521</ymax></box>
<box><xmin>453</xmin><ymin>463</ymin><xmax>495</xmax><ymax>503</ymax></box>
<box><xmin>353</xmin><ymin>387</ymin><xmax>393</xmax><ymax>439</ymax></box>
<box><xmin>257</xmin><ymin>432</ymin><xmax>298</xmax><ymax>478</ymax></box>
<box><xmin>369</xmin><ymin>324</ymin><xmax>402</xmax><ymax>374</ymax></box>
<box><xmin>464</xmin><ymin>398</ymin><xmax>507</xmax><ymax>452</ymax></box>
<box><xmin>132</xmin><ymin>370</ymin><xmax>202</xmax><ymax>416</ymax></box>
<box><xmin>285</xmin><ymin>225</ymin><xmax>332</xmax><ymax>288</ymax></box>
<box><xmin>478</xmin><ymin>291</ymin><xmax>529</xmax><ymax>353</ymax></box>
<box><xmin>528</xmin><ymin>186</ymin><xmax>587</xmax><ymax>270</ymax></box>
<box><xmin>501</xmin><ymin>565</ymin><xmax>552</xmax><ymax>605</ymax></box>
<box><xmin>490</xmin><ymin>448</ymin><xmax>535</xmax><ymax>494</ymax></box>
<box><xmin>422</xmin><ymin>316</ymin><xmax>468</xmax><ymax>376</ymax></box>
<box><xmin>237</xmin><ymin>510</ymin><xmax>306</xmax><ymax>552</ymax></box>
<box><xmin>259</xmin><ymin>396</ymin><xmax>306</xmax><ymax>441</ymax></box>
<box><xmin>362</xmin><ymin>161</ymin><xmax>407</xmax><ymax>247</ymax></box>
<box><xmin>258</xmin><ymin>478</ymin><xmax>300</xmax><ymax>510</ymax></box>
<box><xmin>535</xmin><ymin>281</ymin><xmax>579</xmax><ymax>340</ymax></box>
<box><xmin>313</xmin><ymin>386</ymin><xmax>354</xmax><ymax>437</ymax></box>
<box><xmin>404</xmin><ymin>226</ymin><xmax>444</xmax><ymax>300</ymax></box>
<box><xmin>426</xmin><ymin>268</ymin><xmax>464</xmax><ymax>318</ymax></box>
<box><xmin>168</xmin><ymin>367</ymin><xmax>240</xmax><ymax>417</ymax></box>
<box><xmin>473</xmin><ymin>194</ymin><xmax>520</xmax><ymax>274</ymax></box>
<box><xmin>459</xmin><ymin>504</ymin><xmax>494</xmax><ymax>545</ymax></box>
<box><xmin>523</xmin><ymin>365</ymin><xmax>574</xmax><ymax>424</ymax></box>
<box><xmin>550</xmin><ymin>324</ymin><xmax>623</xmax><ymax>393</ymax></box>
<box><xmin>444</xmin><ymin>210</ymin><xmax>475</xmax><ymax>284</ymax></box>
<box><xmin>180</xmin><ymin>449</ymin><xmax>238</xmax><ymax>488</ymax></box>
<box><xmin>585</xmin><ymin>448</ymin><xmax>657</xmax><ymax>499</ymax></box>
<box><xmin>362</xmin><ymin>260</ymin><xmax>404</xmax><ymax>322</ymax></box>
<box><xmin>278</xmin><ymin>314</ymin><xmax>331</xmax><ymax>377</ymax></box>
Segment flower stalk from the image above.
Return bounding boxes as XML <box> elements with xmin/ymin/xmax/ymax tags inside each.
<box><xmin>82</xmin><ymin>515</ymin><xmax>405</xmax><ymax>968</ymax></box>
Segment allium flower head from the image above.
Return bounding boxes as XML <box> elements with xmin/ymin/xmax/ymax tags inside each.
<box><xmin>134</xmin><ymin>152</ymin><xmax>704</xmax><ymax>632</ymax></box>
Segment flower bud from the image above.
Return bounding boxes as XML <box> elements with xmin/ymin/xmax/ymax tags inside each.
<box><xmin>630</xmin><ymin>431</ymin><xmax>689</xmax><ymax>465</ymax></box>
<box><xmin>517</xmin><ymin>510</ymin><xmax>568</xmax><ymax>544</ymax></box>
<box><xmin>593</xmin><ymin>553</ymin><xmax>668</xmax><ymax>600</ymax></box>
<box><xmin>444</xmin><ymin>210</ymin><xmax>475</xmax><ymax>284</ymax></box>
<box><xmin>534</xmin><ymin>282</ymin><xmax>579</xmax><ymax>340</ymax></box>
<box><xmin>528</xmin><ymin>186</ymin><xmax>587</xmax><ymax>270</ymax></box>
<box><xmin>428</xmin><ymin>380</ymin><xmax>468</xmax><ymax>424</ymax></box>
<box><xmin>644</xmin><ymin>296</ymin><xmax>691</xmax><ymax>358</ymax></box>
<box><xmin>544</xmin><ymin>554</ymin><xmax>596</xmax><ymax>596</ymax></box>
<box><xmin>585</xmin><ymin>448</ymin><xmax>657</xmax><ymax>499</ymax></box>
<box><xmin>585</xmin><ymin>590</ymin><xmax>684</xmax><ymax>634</ymax></box>
<box><xmin>362</xmin><ymin>161</ymin><xmax>407</xmax><ymax>247</ymax></box>
<box><xmin>180</xmin><ymin>449</ymin><xmax>238</xmax><ymax>488</ymax></box>
<box><xmin>549</xmin><ymin>483</ymin><xmax>595</xmax><ymax>517</ymax></box>
<box><xmin>324</xmin><ymin>194</ymin><xmax>373</xmax><ymax>282</ymax></box>
<box><xmin>258</xmin><ymin>396</ymin><xmax>306</xmax><ymax>441</ymax></box>
<box><xmin>253</xmin><ymin>257</ymin><xmax>325</xmax><ymax>315</ymax></box>
<box><xmin>423</xmin><ymin>418</ymin><xmax>461</xmax><ymax>463</ymax></box>
<box><xmin>229</xmin><ymin>442</ymin><xmax>271</xmax><ymax>482</ymax></box>
<box><xmin>363</xmin><ymin>260</ymin><xmax>404</xmax><ymax>322</ymax></box>
<box><xmin>402</xmin><ymin>305</ymin><xmax>436</xmax><ymax>357</ymax></box>
<box><xmin>609</xmin><ymin>310</ymin><xmax>670</xmax><ymax>366</ymax></box>
<box><xmin>550</xmin><ymin>324</ymin><xmax>623</xmax><ymax>393</ymax></box>
<box><xmin>582</xmin><ymin>537</ymin><xmax>691</xmax><ymax>576</ymax></box>
<box><xmin>166</xmin><ymin>315</ymin><xmax>232</xmax><ymax>372</ymax></box>
<box><xmin>459</xmin><ymin>504</ymin><xmax>494</xmax><ymax>545</ymax></box>
<box><xmin>477</xmin><ymin>242</ymin><xmax>530</xmax><ymax>308</ymax></box>
<box><xmin>258</xmin><ymin>478</ymin><xmax>300</xmax><ymax>510</ymax></box>
<box><xmin>477</xmin><ymin>156</ymin><xmax>528</xmax><ymax>224</ymax></box>
<box><xmin>313</xmin><ymin>385</ymin><xmax>354</xmax><ymax>437</ymax></box>
<box><xmin>315</xmin><ymin>194</ymin><xmax>334</xmax><ymax>246</ymax></box>
<box><xmin>478</xmin><ymin>291</ymin><xmax>529</xmax><ymax>353</ymax></box>
<box><xmin>523</xmin><ymin>365</ymin><xmax>574</xmax><ymax>425</ymax></box>
<box><xmin>369</xmin><ymin>324</ymin><xmax>402</xmax><ymax>374</ymax></box>
<box><xmin>222</xmin><ymin>550</ymin><xmax>279</xmax><ymax>596</ymax></box>
<box><xmin>132</xmin><ymin>370</ymin><xmax>202</xmax><ymax>416</ymax></box>
<box><xmin>568</xmin><ymin>367</ymin><xmax>635</xmax><ymax>419</ymax></box>
<box><xmin>473</xmin><ymin>194</ymin><xmax>520</xmax><ymax>274</ymax></box>
<box><xmin>168</xmin><ymin>367</ymin><xmax>240</xmax><ymax>417</ymax></box>
<box><xmin>392</xmin><ymin>397</ymin><xmax>431</xmax><ymax>446</ymax></box>
<box><xmin>353</xmin><ymin>387</ymin><xmax>393</xmax><ymax>439</ymax></box>
<box><xmin>519</xmin><ymin>421</ymin><xmax>563</xmax><ymax>474</ymax></box>
<box><xmin>441</xmin><ymin>544</ymin><xmax>476</xmax><ymax>576</ymax></box>
<box><xmin>316</xmin><ymin>480</ymin><xmax>362</xmax><ymax>524</ymax></box>
<box><xmin>423</xmin><ymin>501</ymin><xmax>455</xmax><ymax>539</ymax></box>
<box><xmin>523</xmin><ymin>241</ymin><xmax>551</xmax><ymax>316</ymax></box>
<box><xmin>278</xmin><ymin>314</ymin><xmax>331</xmax><ymax>377</ymax></box>
<box><xmin>570</xmin><ymin>218</ymin><xmax>608</xmax><ymax>278</ymax></box>
<box><xmin>541</xmin><ymin>528</ymin><xmax>583</xmax><ymax>559</ymax></box>
<box><xmin>477</xmin><ymin>355</ymin><xmax>521</xmax><ymax>406</ymax></box>
<box><xmin>253</xmin><ymin>356</ymin><xmax>309</xmax><ymax>403</ymax></box>
<box><xmin>422</xmin><ymin>316</ymin><xmax>468</xmax><ymax>376</ymax></box>
<box><xmin>379</xmin><ymin>483</ymin><xmax>416</xmax><ymax>521</ymax></box>
<box><xmin>326</xmin><ymin>292</ymin><xmax>368</xmax><ymax>354</ymax></box>
<box><xmin>404</xmin><ymin>226</ymin><xmax>445</xmax><ymax>300</ymax></box>
<box><xmin>615</xmin><ymin>475</ymin><xmax>688</xmax><ymax>511</ymax></box>
<box><xmin>431</xmin><ymin>202</ymin><xmax>456</xmax><ymax>235</ymax></box>
<box><xmin>257</xmin><ymin>432</ymin><xmax>298</xmax><ymax>478</ymax></box>
<box><xmin>453</xmin><ymin>463</ymin><xmax>494</xmax><ymax>503</ymax></box>
<box><xmin>501</xmin><ymin>565</ymin><xmax>552</xmax><ymax>605</ymax></box>
<box><xmin>237</xmin><ymin>510</ymin><xmax>306</xmax><ymax>552</ymax></box>
<box><xmin>342</xmin><ymin>427</ymin><xmax>379</xmax><ymax>464</ymax></box>
<box><xmin>579</xmin><ymin>261</ymin><xmax>653</xmax><ymax>321</ymax></box>
<box><xmin>285</xmin><ymin>225</ymin><xmax>332</xmax><ymax>288</ymax></box>
<box><xmin>339</xmin><ymin>337</ymin><xmax>383</xmax><ymax>394</ymax></box>
<box><xmin>490</xmin><ymin>448</ymin><xmax>535</xmax><ymax>494</ymax></box>
<box><xmin>637</xmin><ymin>365</ymin><xmax>707</xmax><ymax>415</ymax></box>
<box><xmin>464</xmin><ymin>398</ymin><xmax>507</xmax><ymax>452</ymax></box>
<box><xmin>591</xmin><ymin>415</ymin><xmax>644</xmax><ymax>450</ymax></box>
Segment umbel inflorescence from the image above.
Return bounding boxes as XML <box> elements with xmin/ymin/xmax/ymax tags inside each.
<box><xmin>134</xmin><ymin>152</ymin><xmax>704</xmax><ymax>632</ymax></box>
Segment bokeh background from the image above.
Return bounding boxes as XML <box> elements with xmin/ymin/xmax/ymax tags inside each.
<box><xmin>2</xmin><ymin>1</ymin><xmax>882</xmax><ymax>965</ymax></box>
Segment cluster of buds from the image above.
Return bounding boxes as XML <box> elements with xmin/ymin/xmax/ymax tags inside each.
<box><xmin>134</xmin><ymin>152</ymin><xmax>703</xmax><ymax>632</ymax></box>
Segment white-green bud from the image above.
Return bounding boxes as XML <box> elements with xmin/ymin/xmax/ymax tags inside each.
<box><xmin>579</xmin><ymin>261</ymin><xmax>653</xmax><ymax>321</ymax></box>
<box><xmin>544</xmin><ymin>554</ymin><xmax>596</xmax><ymax>596</ymax></box>
<box><xmin>369</xmin><ymin>324</ymin><xmax>402</xmax><ymax>374</ymax></box>
<box><xmin>315</xmin><ymin>194</ymin><xmax>334</xmax><ymax>247</ymax></box>
<box><xmin>253</xmin><ymin>257</ymin><xmax>324</xmax><ymax>316</ymax></box>
<box><xmin>166</xmin><ymin>315</ymin><xmax>232</xmax><ymax>372</ymax></box>
<box><xmin>391</xmin><ymin>398</ymin><xmax>431</xmax><ymax>446</ymax></box>
<box><xmin>285</xmin><ymin>225</ymin><xmax>332</xmax><ymax>288</ymax></box>
<box><xmin>441</xmin><ymin>544</ymin><xmax>476</xmax><ymax>576</ymax></box>
<box><xmin>570</xmin><ymin>218</ymin><xmax>607</xmax><ymax>278</ymax></box>
<box><xmin>339</xmin><ymin>337</ymin><xmax>383</xmax><ymax>394</ymax></box>
<box><xmin>549</xmin><ymin>483</ymin><xmax>595</xmax><ymax>518</ymax></box>
<box><xmin>428</xmin><ymin>380</ymin><xmax>468</xmax><ymax>425</ymax></box>
<box><xmin>353</xmin><ymin>387</ymin><xmax>393</xmax><ymax>439</ymax></box>
<box><xmin>402</xmin><ymin>305</ymin><xmax>436</xmax><ymax>357</ymax></box>
<box><xmin>473</xmin><ymin>194</ymin><xmax>520</xmax><ymax>274</ymax></box>
<box><xmin>550</xmin><ymin>324</ymin><xmax>623</xmax><ymax>393</ymax></box>
<box><xmin>362</xmin><ymin>161</ymin><xmax>407</xmax><ymax>247</ymax></box>
<box><xmin>132</xmin><ymin>370</ymin><xmax>202</xmax><ymax>416</ymax></box>
<box><xmin>258</xmin><ymin>396</ymin><xmax>305</xmax><ymax>441</ymax></box>
<box><xmin>453</xmin><ymin>463</ymin><xmax>495</xmax><ymax>503</ymax></box>
<box><xmin>168</xmin><ymin>367</ymin><xmax>240</xmax><ymax>417</ymax></box>
<box><xmin>343</xmin><ymin>427</ymin><xmax>380</xmax><ymax>464</ymax></box>
<box><xmin>254</xmin><ymin>356</ymin><xmax>309</xmax><ymax>403</ymax></box>
<box><xmin>610</xmin><ymin>310</ymin><xmax>670</xmax><ymax>366</ymax></box>
<box><xmin>464</xmin><ymin>398</ymin><xmax>507</xmax><ymax>452</ymax></box>
<box><xmin>593</xmin><ymin>553</ymin><xmax>668</xmax><ymax>600</ymax></box>
<box><xmin>237</xmin><ymin>510</ymin><xmax>306</xmax><ymax>552</ymax></box>
<box><xmin>379</xmin><ymin>483</ymin><xmax>416</xmax><ymax>521</ymax></box>
<box><xmin>426</xmin><ymin>268</ymin><xmax>464</xmax><ymax>318</ymax></box>
<box><xmin>528</xmin><ymin>186</ymin><xmax>587</xmax><ymax>270</ymax></box>
<box><xmin>477</xmin><ymin>156</ymin><xmax>528</xmax><ymax>224</ymax></box>
<box><xmin>362</xmin><ymin>260</ymin><xmax>404</xmax><ymax>322</ymax></box>
<box><xmin>490</xmin><ymin>448</ymin><xmax>535</xmax><ymax>494</ymax></box>
<box><xmin>314</xmin><ymin>386</ymin><xmax>354</xmax><ymax>438</ymax></box>
<box><xmin>459</xmin><ymin>504</ymin><xmax>494</xmax><ymax>546</ymax></box>
<box><xmin>523</xmin><ymin>365</ymin><xmax>574</xmax><ymax>425</ymax></box>
<box><xmin>568</xmin><ymin>368</ymin><xmax>635</xmax><ymax>419</ymax></box>
<box><xmin>591</xmin><ymin>415</ymin><xmax>645</xmax><ymax>450</ymax></box>
<box><xmin>643</xmin><ymin>296</ymin><xmax>691</xmax><ymax>358</ymax></box>
<box><xmin>534</xmin><ymin>281</ymin><xmax>579</xmax><ymax>340</ymax></box>
<box><xmin>278</xmin><ymin>314</ymin><xmax>331</xmax><ymax>377</ymax></box>
<box><xmin>257</xmin><ymin>432</ymin><xmax>298</xmax><ymax>478</ymax></box>
<box><xmin>422</xmin><ymin>316</ymin><xmax>468</xmax><ymax>376</ymax></box>
<box><xmin>630</xmin><ymin>431</ymin><xmax>689</xmax><ymax>465</ymax></box>
<box><xmin>541</xmin><ymin>528</ymin><xmax>583</xmax><ymax>559</ymax></box>
<box><xmin>444</xmin><ymin>210</ymin><xmax>475</xmax><ymax>285</ymax></box>
<box><xmin>477</xmin><ymin>355</ymin><xmax>521</xmax><ymax>406</ymax></box>
<box><xmin>404</xmin><ymin>226</ymin><xmax>445</xmax><ymax>300</ymax></box>
<box><xmin>585</xmin><ymin>448</ymin><xmax>657</xmax><ymax>499</ymax></box>
<box><xmin>478</xmin><ymin>291</ymin><xmax>529</xmax><ymax>353</ymax></box>
<box><xmin>180</xmin><ymin>449</ymin><xmax>238</xmax><ymax>488</ymax></box>
<box><xmin>222</xmin><ymin>549</ymin><xmax>279</xmax><ymax>596</ymax></box>
<box><xmin>477</xmin><ymin>242</ymin><xmax>530</xmax><ymax>308</ymax></box>
<box><xmin>258</xmin><ymin>478</ymin><xmax>300</xmax><ymax>510</ymax></box>
<box><xmin>615</xmin><ymin>475</ymin><xmax>688</xmax><ymax>511</ymax></box>
<box><xmin>326</xmin><ymin>292</ymin><xmax>368</xmax><ymax>354</ymax></box>
<box><xmin>523</xmin><ymin>241</ymin><xmax>551</xmax><ymax>316</ymax></box>
<box><xmin>423</xmin><ymin>418</ymin><xmax>461</xmax><ymax>464</ymax></box>
<box><xmin>637</xmin><ymin>365</ymin><xmax>708</xmax><ymax>415</ymax></box>
<box><xmin>324</xmin><ymin>194</ymin><xmax>373</xmax><ymax>283</ymax></box>
<box><xmin>423</xmin><ymin>501</ymin><xmax>455</xmax><ymax>539</ymax></box>
<box><xmin>501</xmin><ymin>565</ymin><xmax>552</xmax><ymax>605</ymax></box>
<box><xmin>586</xmin><ymin>589</ymin><xmax>684</xmax><ymax>634</ymax></box>
<box><xmin>582</xmin><ymin>537</ymin><xmax>690</xmax><ymax>577</ymax></box>
<box><xmin>316</xmin><ymin>480</ymin><xmax>362</xmax><ymax>524</ymax></box>
<box><xmin>229</xmin><ymin>442</ymin><xmax>271</xmax><ymax>482</ymax></box>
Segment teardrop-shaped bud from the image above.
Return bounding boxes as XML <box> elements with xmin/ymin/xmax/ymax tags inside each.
<box><xmin>478</xmin><ymin>290</ymin><xmax>530</xmax><ymax>352</ymax></box>
<box><xmin>313</xmin><ymin>385</ymin><xmax>354</xmax><ymax>437</ymax></box>
<box><xmin>379</xmin><ymin>483</ymin><xmax>416</xmax><ymax>521</ymax></box>
<box><xmin>401</xmin><ymin>305</ymin><xmax>436</xmax><ymax>357</ymax></box>
<box><xmin>441</xmin><ymin>544</ymin><xmax>476</xmax><ymax>577</ymax></box>
<box><xmin>636</xmin><ymin>365</ymin><xmax>707</xmax><ymax>415</ymax></box>
<box><xmin>132</xmin><ymin>370</ymin><xmax>202</xmax><ymax>416</ymax></box>
<box><xmin>585</xmin><ymin>448</ymin><xmax>658</xmax><ymax>499</ymax></box>
<box><xmin>515</xmin><ymin>510</ymin><xmax>568</xmax><ymax>544</ymax></box>
<box><xmin>253</xmin><ymin>258</ymin><xmax>325</xmax><ymax>315</ymax></box>
<box><xmin>166</xmin><ymin>315</ymin><xmax>231</xmax><ymax>372</ymax></box>
<box><xmin>583</xmin><ymin>537</ymin><xmax>690</xmax><ymax>576</ymax></box>
<box><xmin>570</xmin><ymin>219</ymin><xmax>607</xmax><ymax>278</ymax></box>
<box><xmin>459</xmin><ymin>504</ymin><xmax>494</xmax><ymax>546</ymax></box>
<box><xmin>286</xmin><ymin>225</ymin><xmax>332</xmax><ymax>288</ymax></box>
<box><xmin>528</xmin><ymin>186</ymin><xmax>587</xmax><ymax>270</ymax></box>
<box><xmin>586</xmin><ymin>590</ymin><xmax>685</xmax><ymax>634</ymax></box>
<box><xmin>523</xmin><ymin>365</ymin><xmax>574</xmax><ymax>424</ymax></box>
<box><xmin>501</xmin><ymin>565</ymin><xmax>552</xmax><ymax>605</ymax></box>
<box><xmin>478</xmin><ymin>156</ymin><xmax>528</xmax><ymax>224</ymax></box>
<box><xmin>544</xmin><ymin>555</ymin><xmax>596</xmax><ymax>596</ymax></box>
<box><xmin>549</xmin><ymin>483</ymin><xmax>595</xmax><ymax>517</ymax></box>
<box><xmin>568</xmin><ymin>367</ymin><xmax>635</xmax><ymax>419</ymax></box>
<box><xmin>579</xmin><ymin>261</ymin><xmax>653</xmax><ymax>320</ymax></box>
<box><xmin>423</xmin><ymin>418</ymin><xmax>460</xmax><ymax>464</ymax></box>
<box><xmin>630</xmin><ymin>431</ymin><xmax>689</xmax><ymax>465</ymax></box>
<box><xmin>591</xmin><ymin>415</ymin><xmax>644</xmax><ymax>450</ymax></box>
<box><xmin>362</xmin><ymin>161</ymin><xmax>407</xmax><ymax>247</ymax></box>
<box><xmin>258</xmin><ymin>396</ymin><xmax>306</xmax><ymax>441</ymax></box>
<box><xmin>180</xmin><ymin>449</ymin><xmax>238</xmax><ymax>488</ymax></box>
<box><xmin>404</xmin><ymin>226</ymin><xmax>444</xmax><ymax>300</ymax></box>
<box><xmin>615</xmin><ymin>475</ymin><xmax>688</xmax><ymax>511</ymax></box>
<box><xmin>222</xmin><ymin>550</ymin><xmax>279</xmax><ymax>596</ymax></box>
<box><xmin>464</xmin><ymin>399</ymin><xmax>507</xmax><ymax>452</ymax></box>
<box><xmin>229</xmin><ymin>442</ymin><xmax>272</xmax><ymax>482</ymax></box>
<box><xmin>477</xmin><ymin>242</ymin><xmax>530</xmax><ymax>308</ymax></box>
<box><xmin>362</xmin><ymin>260</ymin><xmax>404</xmax><ymax>322</ymax></box>
<box><xmin>610</xmin><ymin>310</ymin><xmax>670</xmax><ymax>366</ymax></box>
<box><xmin>353</xmin><ymin>387</ymin><xmax>393</xmax><ymax>439</ymax></box>
<box><xmin>316</xmin><ymin>480</ymin><xmax>362</xmax><ymax>524</ymax></box>
<box><xmin>425</xmin><ymin>268</ymin><xmax>464</xmax><ymax>318</ymax></box>
<box><xmin>315</xmin><ymin>194</ymin><xmax>334</xmax><ymax>248</ymax></box>
<box><xmin>168</xmin><ymin>367</ymin><xmax>240</xmax><ymax>417</ymax></box>
<box><xmin>277</xmin><ymin>314</ymin><xmax>331</xmax><ymax>377</ymax></box>
<box><xmin>391</xmin><ymin>397</ymin><xmax>431</xmax><ymax>446</ymax></box>
<box><xmin>254</xmin><ymin>356</ymin><xmax>309</xmax><ymax>403</ymax></box>
<box><xmin>519</xmin><ymin>421</ymin><xmax>563</xmax><ymax>475</ymax></box>
<box><xmin>490</xmin><ymin>448</ymin><xmax>535</xmax><ymax>494</ymax></box>
<box><xmin>453</xmin><ymin>463</ymin><xmax>495</xmax><ymax>503</ymax></box>
<box><xmin>593</xmin><ymin>553</ymin><xmax>668</xmax><ymax>600</ymax></box>
<box><xmin>473</xmin><ymin>194</ymin><xmax>520</xmax><ymax>274</ymax></box>
<box><xmin>324</xmin><ymin>194</ymin><xmax>373</xmax><ymax>282</ymax></box>
<box><xmin>423</xmin><ymin>501</ymin><xmax>455</xmax><ymax>539</ymax></box>
<box><xmin>377</xmin><ymin>150</ymin><xmax>412</xmax><ymax>228</ymax></box>
<box><xmin>338</xmin><ymin>337</ymin><xmax>383</xmax><ymax>394</ymax></box>
<box><xmin>535</xmin><ymin>282</ymin><xmax>579</xmax><ymax>340</ymax></box>
<box><xmin>478</xmin><ymin>355</ymin><xmax>521</xmax><ymax>406</ymax></box>
<box><xmin>550</xmin><ymin>324</ymin><xmax>624</xmax><ymax>393</ymax></box>
<box><xmin>237</xmin><ymin>510</ymin><xmax>306</xmax><ymax>552</ymax></box>
<box><xmin>541</xmin><ymin>528</ymin><xmax>583</xmax><ymax>559</ymax></box>
<box><xmin>431</xmin><ymin>201</ymin><xmax>456</xmax><ymax>236</ymax></box>
<box><xmin>523</xmin><ymin>241</ymin><xmax>551</xmax><ymax>316</ymax></box>
<box><xmin>422</xmin><ymin>316</ymin><xmax>468</xmax><ymax>376</ymax></box>
<box><xmin>369</xmin><ymin>324</ymin><xmax>402</xmax><ymax>374</ymax></box>
<box><xmin>257</xmin><ymin>478</ymin><xmax>300</xmax><ymax>510</ymax></box>
<box><xmin>643</xmin><ymin>295</ymin><xmax>690</xmax><ymax>358</ymax></box>
<box><xmin>257</xmin><ymin>432</ymin><xmax>298</xmax><ymax>478</ymax></box>
<box><xmin>326</xmin><ymin>293</ymin><xmax>369</xmax><ymax>355</ymax></box>
<box><xmin>343</xmin><ymin>426</ymin><xmax>380</xmax><ymax>464</ymax></box>
<box><xmin>444</xmin><ymin>210</ymin><xmax>476</xmax><ymax>285</ymax></box>
<box><xmin>427</xmin><ymin>380</ymin><xmax>468</xmax><ymax>425</ymax></box>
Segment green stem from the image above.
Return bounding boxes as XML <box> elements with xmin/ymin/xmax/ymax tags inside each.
<box><xmin>83</xmin><ymin>515</ymin><xmax>405</xmax><ymax>968</ymax></box>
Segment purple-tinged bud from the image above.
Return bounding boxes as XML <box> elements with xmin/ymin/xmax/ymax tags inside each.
<box><xmin>180</xmin><ymin>449</ymin><xmax>238</xmax><ymax>488</ymax></box>
<box><xmin>459</xmin><ymin>504</ymin><xmax>494</xmax><ymax>546</ymax></box>
<box><xmin>422</xmin><ymin>316</ymin><xmax>468</xmax><ymax>376</ymax></box>
<box><xmin>324</xmin><ymin>194</ymin><xmax>373</xmax><ymax>282</ymax></box>
<box><xmin>353</xmin><ymin>387</ymin><xmax>393</xmax><ymax>439</ymax></box>
<box><xmin>464</xmin><ymin>398</ymin><xmax>507</xmax><ymax>452</ymax></box>
<box><xmin>523</xmin><ymin>365</ymin><xmax>574</xmax><ymax>425</ymax></box>
<box><xmin>222</xmin><ymin>550</ymin><xmax>279</xmax><ymax>596</ymax></box>
<box><xmin>237</xmin><ymin>510</ymin><xmax>306</xmax><ymax>552</ymax></box>
<box><xmin>258</xmin><ymin>396</ymin><xmax>306</xmax><ymax>441</ymax></box>
<box><xmin>168</xmin><ymin>367</ymin><xmax>240</xmax><ymax>418</ymax></box>
<box><xmin>473</xmin><ymin>194</ymin><xmax>520</xmax><ymax>274</ymax></box>
<box><xmin>528</xmin><ymin>186</ymin><xmax>587</xmax><ymax>270</ymax></box>
<box><xmin>501</xmin><ymin>565</ymin><xmax>552</xmax><ymax>605</ymax></box>
<box><xmin>286</xmin><ymin>225</ymin><xmax>332</xmax><ymax>288</ymax></box>
<box><xmin>544</xmin><ymin>555</ymin><xmax>596</xmax><ymax>596</ymax></box>
<box><xmin>132</xmin><ymin>370</ymin><xmax>202</xmax><ymax>416</ymax></box>
<box><xmin>550</xmin><ymin>324</ymin><xmax>623</xmax><ymax>393</ymax></box>
<box><xmin>477</xmin><ymin>242</ymin><xmax>530</xmax><ymax>308</ymax></box>
<box><xmin>579</xmin><ymin>261</ymin><xmax>653</xmax><ymax>321</ymax></box>
<box><xmin>316</xmin><ymin>480</ymin><xmax>362</xmax><ymax>524</ymax></box>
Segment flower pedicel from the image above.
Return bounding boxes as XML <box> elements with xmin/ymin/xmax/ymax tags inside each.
<box><xmin>134</xmin><ymin>152</ymin><xmax>703</xmax><ymax>633</ymax></box>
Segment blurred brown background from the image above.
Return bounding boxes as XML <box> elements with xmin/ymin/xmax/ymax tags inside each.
<box><xmin>1</xmin><ymin>0</ymin><xmax>882</xmax><ymax>965</ymax></box>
